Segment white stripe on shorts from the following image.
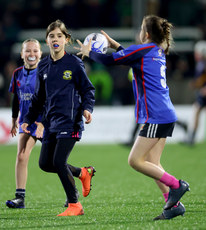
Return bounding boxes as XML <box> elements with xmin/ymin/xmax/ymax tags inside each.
<box><xmin>147</xmin><ymin>124</ymin><xmax>158</xmax><ymax>138</ymax></box>
<box><xmin>147</xmin><ymin>124</ymin><xmax>152</xmax><ymax>137</ymax></box>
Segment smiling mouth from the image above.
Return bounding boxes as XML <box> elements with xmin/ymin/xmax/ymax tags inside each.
<box><xmin>28</xmin><ymin>57</ymin><xmax>36</xmax><ymax>61</ymax></box>
<box><xmin>53</xmin><ymin>44</ymin><xmax>59</xmax><ymax>48</ymax></box>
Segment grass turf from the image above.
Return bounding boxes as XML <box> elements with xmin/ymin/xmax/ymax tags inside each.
<box><xmin>0</xmin><ymin>142</ymin><xmax>205</xmax><ymax>229</ymax></box>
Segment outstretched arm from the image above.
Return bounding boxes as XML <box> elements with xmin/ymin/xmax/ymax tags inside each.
<box><xmin>100</xmin><ymin>30</ymin><xmax>121</xmax><ymax>50</ymax></box>
<box><xmin>75</xmin><ymin>30</ymin><xmax>124</xmax><ymax>65</ymax></box>
<box><xmin>75</xmin><ymin>30</ymin><xmax>121</xmax><ymax>57</ymax></box>
<box><xmin>76</xmin><ymin>38</ymin><xmax>92</xmax><ymax>60</ymax></box>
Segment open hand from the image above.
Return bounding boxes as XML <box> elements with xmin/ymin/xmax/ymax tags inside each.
<box><xmin>21</xmin><ymin>123</ymin><xmax>30</xmax><ymax>134</ymax></box>
<box><xmin>35</xmin><ymin>121</ymin><xmax>44</xmax><ymax>138</ymax></box>
<box><xmin>74</xmin><ymin>39</ymin><xmax>92</xmax><ymax>60</ymax></box>
<box><xmin>10</xmin><ymin>118</ymin><xmax>18</xmax><ymax>137</ymax></box>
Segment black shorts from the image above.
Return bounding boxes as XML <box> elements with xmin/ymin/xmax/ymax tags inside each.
<box><xmin>139</xmin><ymin>122</ymin><xmax>175</xmax><ymax>138</ymax></box>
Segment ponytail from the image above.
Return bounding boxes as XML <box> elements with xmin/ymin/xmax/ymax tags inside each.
<box><xmin>143</xmin><ymin>15</ymin><xmax>173</xmax><ymax>55</ymax></box>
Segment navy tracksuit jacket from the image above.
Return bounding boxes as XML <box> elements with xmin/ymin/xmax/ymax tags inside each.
<box><xmin>24</xmin><ymin>52</ymin><xmax>95</xmax><ymax>134</ymax></box>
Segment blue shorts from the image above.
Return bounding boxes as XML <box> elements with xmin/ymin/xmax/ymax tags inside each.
<box><xmin>19</xmin><ymin>123</ymin><xmax>38</xmax><ymax>137</ymax></box>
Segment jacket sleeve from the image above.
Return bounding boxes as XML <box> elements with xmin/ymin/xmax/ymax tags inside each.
<box><xmin>89</xmin><ymin>45</ymin><xmax>124</xmax><ymax>65</ymax></box>
<box><xmin>75</xmin><ymin>61</ymin><xmax>95</xmax><ymax>113</ymax></box>
<box><xmin>9</xmin><ymin>70</ymin><xmax>19</xmax><ymax>118</ymax></box>
<box><xmin>23</xmin><ymin>69</ymin><xmax>46</xmax><ymax>125</ymax></box>
<box><xmin>11</xmin><ymin>93</ymin><xmax>19</xmax><ymax>118</ymax></box>
<box><xmin>89</xmin><ymin>51</ymin><xmax>115</xmax><ymax>65</ymax></box>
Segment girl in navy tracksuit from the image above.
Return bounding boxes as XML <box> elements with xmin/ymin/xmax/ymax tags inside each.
<box><xmin>76</xmin><ymin>15</ymin><xmax>189</xmax><ymax>220</ymax></box>
<box><xmin>22</xmin><ymin>20</ymin><xmax>95</xmax><ymax>216</ymax></box>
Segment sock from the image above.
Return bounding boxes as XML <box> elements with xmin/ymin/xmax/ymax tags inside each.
<box><xmin>174</xmin><ymin>201</ymin><xmax>180</xmax><ymax>208</ymax></box>
<box><xmin>163</xmin><ymin>190</ymin><xmax>179</xmax><ymax>208</ymax></box>
<box><xmin>163</xmin><ymin>192</ymin><xmax>169</xmax><ymax>202</ymax></box>
<box><xmin>159</xmin><ymin>172</ymin><xmax>180</xmax><ymax>189</ymax></box>
<box><xmin>15</xmin><ymin>189</ymin><xmax>25</xmax><ymax>199</ymax></box>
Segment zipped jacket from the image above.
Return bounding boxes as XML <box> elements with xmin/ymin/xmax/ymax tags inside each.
<box><xmin>24</xmin><ymin>52</ymin><xmax>95</xmax><ymax>133</ymax></box>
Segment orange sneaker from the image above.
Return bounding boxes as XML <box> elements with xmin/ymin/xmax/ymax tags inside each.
<box><xmin>57</xmin><ymin>202</ymin><xmax>84</xmax><ymax>216</ymax></box>
<box><xmin>79</xmin><ymin>166</ymin><xmax>96</xmax><ymax>197</ymax></box>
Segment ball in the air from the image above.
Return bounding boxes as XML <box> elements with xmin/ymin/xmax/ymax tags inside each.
<box><xmin>83</xmin><ymin>33</ymin><xmax>108</xmax><ymax>54</ymax></box>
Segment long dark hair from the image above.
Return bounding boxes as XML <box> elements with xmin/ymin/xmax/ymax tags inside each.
<box><xmin>143</xmin><ymin>15</ymin><xmax>173</xmax><ymax>54</ymax></box>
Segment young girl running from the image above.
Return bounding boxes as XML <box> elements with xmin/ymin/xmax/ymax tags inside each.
<box><xmin>76</xmin><ymin>15</ymin><xmax>190</xmax><ymax>220</ymax></box>
<box><xmin>6</xmin><ymin>39</ymin><xmax>42</xmax><ymax>208</ymax></box>
<box><xmin>21</xmin><ymin>19</ymin><xmax>96</xmax><ymax>216</ymax></box>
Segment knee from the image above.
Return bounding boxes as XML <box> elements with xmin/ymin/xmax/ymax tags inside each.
<box><xmin>53</xmin><ymin>157</ymin><xmax>64</xmax><ymax>171</ymax></box>
<box><xmin>39</xmin><ymin>159</ymin><xmax>52</xmax><ymax>172</ymax></box>
<box><xmin>128</xmin><ymin>154</ymin><xmax>142</xmax><ymax>171</ymax></box>
<box><xmin>16</xmin><ymin>151</ymin><xmax>29</xmax><ymax>164</ymax></box>
<box><xmin>128</xmin><ymin>154</ymin><xmax>136</xmax><ymax>168</ymax></box>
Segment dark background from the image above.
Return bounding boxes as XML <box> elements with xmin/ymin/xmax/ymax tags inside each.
<box><xmin>0</xmin><ymin>0</ymin><xmax>205</xmax><ymax>107</ymax></box>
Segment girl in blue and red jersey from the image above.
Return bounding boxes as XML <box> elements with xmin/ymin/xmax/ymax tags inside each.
<box><xmin>6</xmin><ymin>39</ymin><xmax>42</xmax><ymax>209</ymax></box>
<box><xmin>76</xmin><ymin>15</ymin><xmax>190</xmax><ymax>220</ymax></box>
<box><xmin>21</xmin><ymin>20</ymin><xmax>96</xmax><ymax>216</ymax></box>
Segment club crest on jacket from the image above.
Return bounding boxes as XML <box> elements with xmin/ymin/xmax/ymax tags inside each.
<box><xmin>63</xmin><ymin>70</ymin><xmax>72</xmax><ymax>80</ymax></box>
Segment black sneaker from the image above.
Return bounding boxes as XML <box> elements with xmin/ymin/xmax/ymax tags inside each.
<box><xmin>153</xmin><ymin>202</ymin><xmax>185</xmax><ymax>220</ymax></box>
<box><xmin>164</xmin><ymin>180</ymin><xmax>190</xmax><ymax>210</ymax></box>
<box><xmin>6</xmin><ymin>197</ymin><xmax>25</xmax><ymax>208</ymax></box>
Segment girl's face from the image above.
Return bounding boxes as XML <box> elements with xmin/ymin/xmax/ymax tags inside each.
<box><xmin>46</xmin><ymin>27</ymin><xmax>68</xmax><ymax>55</ymax></box>
<box><xmin>21</xmin><ymin>41</ymin><xmax>42</xmax><ymax>69</ymax></box>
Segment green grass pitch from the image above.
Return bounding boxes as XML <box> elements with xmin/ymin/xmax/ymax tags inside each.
<box><xmin>0</xmin><ymin>142</ymin><xmax>206</xmax><ymax>229</ymax></box>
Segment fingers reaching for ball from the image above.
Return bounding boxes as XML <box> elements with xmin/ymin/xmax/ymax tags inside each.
<box><xmin>100</xmin><ymin>30</ymin><xmax>120</xmax><ymax>50</ymax></box>
<box><xmin>74</xmin><ymin>32</ymin><xmax>109</xmax><ymax>60</ymax></box>
<box><xmin>75</xmin><ymin>39</ymin><xmax>91</xmax><ymax>60</ymax></box>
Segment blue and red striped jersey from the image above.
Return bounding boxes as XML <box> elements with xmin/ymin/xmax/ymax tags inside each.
<box><xmin>9</xmin><ymin>66</ymin><xmax>42</xmax><ymax>125</ymax></box>
<box><xmin>90</xmin><ymin>42</ymin><xmax>177</xmax><ymax>124</ymax></box>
